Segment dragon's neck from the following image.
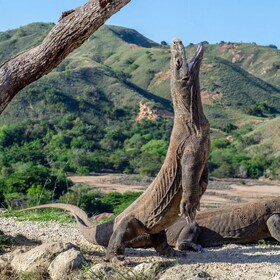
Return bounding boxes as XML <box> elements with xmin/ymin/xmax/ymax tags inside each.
<box><xmin>172</xmin><ymin>81</ymin><xmax>208</xmax><ymax>128</ymax></box>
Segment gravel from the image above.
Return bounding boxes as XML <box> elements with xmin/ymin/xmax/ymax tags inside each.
<box><xmin>1</xmin><ymin>217</ymin><xmax>280</xmax><ymax>279</ymax></box>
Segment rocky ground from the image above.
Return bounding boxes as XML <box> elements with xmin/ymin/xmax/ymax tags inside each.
<box><xmin>1</xmin><ymin>214</ymin><xmax>280</xmax><ymax>279</ymax></box>
<box><xmin>1</xmin><ymin>177</ymin><xmax>280</xmax><ymax>279</ymax></box>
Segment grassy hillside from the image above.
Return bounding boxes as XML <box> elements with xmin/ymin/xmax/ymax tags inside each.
<box><xmin>0</xmin><ymin>23</ymin><xmax>279</xmax><ymax>182</ymax></box>
<box><xmin>0</xmin><ymin>22</ymin><xmax>279</xmax><ymax>211</ymax></box>
<box><xmin>205</xmin><ymin>42</ymin><xmax>280</xmax><ymax>88</ymax></box>
<box><xmin>244</xmin><ymin>116</ymin><xmax>280</xmax><ymax>156</ymax></box>
<box><xmin>0</xmin><ymin>23</ymin><xmax>54</xmax><ymax>65</ymax></box>
<box><xmin>1</xmin><ymin>23</ymin><xmax>280</xmax><ymax>122</ymax></box>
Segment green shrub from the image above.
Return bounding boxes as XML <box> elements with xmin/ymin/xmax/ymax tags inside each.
<box><xmin>211</xmin><ymin>138</ymin><xmax>230</xmax><ymax>149</ymax></box>
<box><xmin>59</xmin><ymin>187</ymin><xmax>113</xmax><ymax>216</ymax></box>
<box><xmin>4</xmin><ymin>192</ymin><xmax>26</xmax><ymax>210</ymax></box>
<box><xmin>26</xmin><ymin>184</ymin><xmax>52</xmax><ymax>207</ymax></box>
<box><xmin>101</xmin><ymin>191</ymin><xmax>142</xmax><ymax>215</ymax></box>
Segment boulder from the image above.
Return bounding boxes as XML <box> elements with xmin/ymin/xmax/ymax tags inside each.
<box><xmin>11</xmin><ymin>242</ymin><xmax>75</xmax><ymax>273</ymax></box>
<box><xmin>48</xmin><ymin>247</ymin><xmax>85</xmax><ymax>280</ymax></box>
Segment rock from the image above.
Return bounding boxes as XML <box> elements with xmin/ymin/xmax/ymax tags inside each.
<box><xmin>197</xmin><ymin>271</ymin><xmax>211</xmax><ymax>278</ymax></box>
<box><xmin>0</xmin><ymin>257</ymin><xmax>7</xmax><ymax>268</ymax></box>
<box><xmin>87</xmin><ymin>263</ymin><xmax>116</xmax><ymax>278</ymax></box>
<box><xmin>133</xmin><ymin>262</ymin><xmax>162</xmax><ymax>277</ymax></box>
<box><xmin>11</xmin><ymin>242</ymin><xmax>75</xmax><ymax>273</ymax></box>
<box><xmin>159</xmin><ymin>265</ymin><xmax>212</xmax><ymax>280</ymax></box>
<box><xmin>48</xmin><ymin>247</ymin><xmax>85</xmax><ymax>280</ymax></box>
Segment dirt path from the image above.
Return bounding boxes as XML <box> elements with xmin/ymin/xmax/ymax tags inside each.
<box><xmin>69</xmin><ymin>174</ymin><xmax>147</xmax><ymax>193</ymax></box>
<box><xmin>69</xmin><ymin>174</ymin><xmax>280</xmax><ymax>209</ymax></box>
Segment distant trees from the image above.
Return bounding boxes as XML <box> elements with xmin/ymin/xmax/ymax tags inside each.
<box><xmin>243</xmin><ymin>101</ymin><xmax>272</xmax><ymax>117</ymax></box>
<box><xmin>268</xmin><ymin>44</ymin><xmax>278</xmax><ymax>49</ymax></box>
<box><xmin>0</xmin><ymin>0</ymin><xmax>131</xmax><ymax>114</ymax></box>
<box><xmin>0</xmin><ymin>115</ymin><xmax>172</xmax><ymax>209</ymax></box>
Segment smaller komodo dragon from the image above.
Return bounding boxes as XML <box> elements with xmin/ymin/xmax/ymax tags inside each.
<box><xmin>129</xmin><ymin>197</ymin><xmax>280</xmax><ymax>250</ymax></box>
<box><xmin>21</xmin><ymin>39</ymin><xmax>210</xmax><ymax>264</ymax></box>
<box><xmin>22</xmin><ymin>198</ymin><xmax>280</xmax><ymax>253</ymax></box>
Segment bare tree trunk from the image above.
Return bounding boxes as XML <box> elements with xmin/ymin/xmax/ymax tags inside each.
<box><xmin>0</xmin><ymin>0</ymin><xmax>131</xmax><ymax>114</ymax></box>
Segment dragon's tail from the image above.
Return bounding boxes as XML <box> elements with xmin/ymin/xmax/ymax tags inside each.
<box><xmin>20</xmin><ymin>203</ymin><xmax>114</xmax><ymax>247</ymax></box>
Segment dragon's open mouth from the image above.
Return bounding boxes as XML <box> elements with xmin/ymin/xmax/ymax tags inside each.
<box><xmin>171</xmin><ymin>39</ymin><xmax>204</xmax><ymax>80</ymax></box>
<box><xmin>188</xmin><ymin>43</ymin><xmax>204</xmax><ymax>72</ymax></box>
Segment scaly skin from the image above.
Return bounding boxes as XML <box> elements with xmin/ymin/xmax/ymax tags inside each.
<box><xmin>21</xmin><ymin>39</ymin><xmax>210</xmax><ymax>264</ymax></box>
<box><xmin>128</xmin><ymin>198</ymin><xmax>280</xmax><ymax>250</ymax></box>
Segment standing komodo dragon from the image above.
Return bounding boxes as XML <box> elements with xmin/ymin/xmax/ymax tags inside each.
<box><xmin>21</xmin><ymin>39</ymin><xmax>210</xmax><ymax>264</ymax></box>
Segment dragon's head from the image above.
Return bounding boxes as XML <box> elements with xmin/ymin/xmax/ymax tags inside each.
<box><xmin>170</xmin><ymin>39</ymin><xmax>204</xmax><ymax>119</ymax></box>
<box><xmin>170</xmin><ymin>39</ymin><xmax>204</xmax><ymax>82</ymax></box>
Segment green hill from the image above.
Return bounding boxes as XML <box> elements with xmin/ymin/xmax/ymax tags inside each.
<box><xmin>205</xmin><ymin>42</ymin><xmax>280</xmax><ymax>88</ymax></box>
<box><xmin>0</xmin><ymin>23</ymin><xmax>279</xmax><ymax>188</ymax></box>
<box><xmin>1</xmin><ymin>23</ymin><xmax>280</xmax><ymax>122</ymax></box>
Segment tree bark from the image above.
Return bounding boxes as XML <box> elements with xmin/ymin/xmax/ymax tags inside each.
<box><xmin>0</xmin><ymin>0</ymin><xmax>131</xmax><ymax>114</ymax></box>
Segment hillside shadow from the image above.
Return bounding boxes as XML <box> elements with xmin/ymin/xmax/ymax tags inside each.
<box><xmin>124</xmin><ymin>81</ymin><xmax>173</xmax><ymax>112</ymax></box>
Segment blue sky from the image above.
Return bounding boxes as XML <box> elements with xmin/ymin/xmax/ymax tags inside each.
<box><xmin>0</xmin><ymin>0</ymin><xmax>279</xmax><ymax>48</ymax></box>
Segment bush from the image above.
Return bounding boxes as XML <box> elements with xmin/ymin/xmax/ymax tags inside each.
<box><xmin>138</xmin><ymin>139</ymin><xmax>168</xmax><ymax>176</ymax></box>
<box><xmin>59</xmin><ymin>188</ymin><xmax>142</xmax><ymax>216</ymax></box>
<box><xmin>243</xmin><ymin>101</ymin><xmax>271</xmax><ymax>117</ymax></box>
<box><xmin>209</xmin><ymin>143</ymin><xmax>249</xmax><ymax>178</ymax></box>
<box><xmin>220</xmin><ymin>123</ymin><xmax>238</xmax><ymax>133</ymax></box>
<box><xmin>101</xmin><ymin>191</ymin><xmax>142</xmax><ymax>215</ymax></box>
<box><xmin>59</xmin><ymin>187</ymin><xmax>113</xmax><ymax>216</ymax></box>
<box><xmin>26</xmin><ymin>184</ymin><xmax>52</xmax><ymax>207</ymax></box>
<box><xmin>211</xmin><ymin>138</ymin><xmax>230</xmax><ymax>149</ymax></box>
<box><xmin>4</xmin><ymin>192</ymin><xmax>26</xmax><ymax>210</ymax></box>
<box><xmin>268</xmin><ymin>44</ymin><xmax>278</xmax><ymax>49</ymax></box>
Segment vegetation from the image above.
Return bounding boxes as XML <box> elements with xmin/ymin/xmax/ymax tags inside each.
<box><xmin>0</xmin><ymin>190</ymin><xmax>142</xmax><ymax>222</ymax></box>
<box><xmin>1</xmin><ymin>209</ymin><xmax>73</xmax><ymax>223</ymax></box>
<box><xmin>0</xmin><ymin>23</ymin><xmax>279</xmax><ymax>212</ymax></box>
<box><xmin>0</xmin><ymin>115</ymin><xmax>170</xmax><ymax>210</ymax></box>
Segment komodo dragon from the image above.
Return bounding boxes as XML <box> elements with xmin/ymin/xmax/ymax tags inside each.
<box><xmin>22</xmin><ymin>198</ymin><xmax>280</xmax><ymax>253</ymax></box>
<box><xmin>129</xmin><ymin>197</ymin><xmax>280</xmax><ymax>250</ymax></box>
<box><xmin>22</xmin><ymin>39</ymin><xmax>210</xmax><ymax>264</ymax></box>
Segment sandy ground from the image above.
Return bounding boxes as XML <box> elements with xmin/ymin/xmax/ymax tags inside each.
<box><xmin>1</xmin><ymin>175</ymin><xmax>280</xmax><ymax>279</ymax></box>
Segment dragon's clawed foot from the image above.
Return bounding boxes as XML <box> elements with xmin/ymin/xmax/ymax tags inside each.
<box><xmin>177</xmin><ymin>241</ymin><xmax>203</xmax><ymax>252</ymax></box>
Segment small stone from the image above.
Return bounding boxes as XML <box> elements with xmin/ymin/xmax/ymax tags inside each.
<box><xmin>88</xmin><ymin>263</ymin><xmax>116</xmax><ymax>278</ymax></box>
<box><xmin>133</xmin><ymin>262</ymin><xmax>161</xmax><ymax>277</ymax></box>
<box><xmin>197</xmin><ymin>271</ymin><xmax>211</xmax><ymax>278</ymax></box>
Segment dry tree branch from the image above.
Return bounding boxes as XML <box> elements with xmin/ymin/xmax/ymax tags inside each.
<box><xmin>0</xmin><ymin>0</ymin><xmax>131</xmax><ymax>114</ymax></box>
